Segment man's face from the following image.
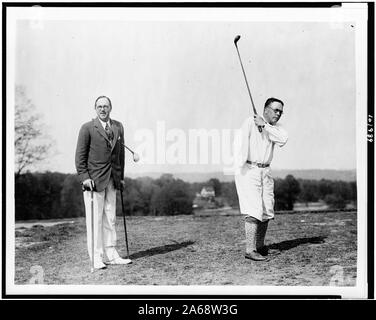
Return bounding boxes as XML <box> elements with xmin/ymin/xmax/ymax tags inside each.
<box><xmin>95</xmin><ymin>97</ymin><xmax>112</xmax><ymax>122</ymax></box>
<box><xmin>264</xmin><ymin>101</ymin><xmax>284</xmax><ymax>125</ymax></box>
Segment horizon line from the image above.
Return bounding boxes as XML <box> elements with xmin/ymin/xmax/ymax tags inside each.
<box><xmin>15</xmin><ymin>168</ymin><xmax>357</xmax><ymax>175</ymax></box>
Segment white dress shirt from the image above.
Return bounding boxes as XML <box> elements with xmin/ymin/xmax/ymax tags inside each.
<box><xmin>98</xmin><ymin>118</ymin><xmax>111</xmax><ymax>130</ymax></box>
<box><xmin>233</xmin><ymin>117</ymin><xmax>288</xmax><ymax>168</ymax></box>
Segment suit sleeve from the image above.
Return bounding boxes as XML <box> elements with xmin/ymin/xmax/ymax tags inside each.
<box><xmin>120</xmin><ymin>123</ymin><xmax>125</xmax><ymax>179</ymax></box>
<box><xmin>75</xmin><ymin>124</ymin><xmax>91</xmax><ymax>183</ymax></box>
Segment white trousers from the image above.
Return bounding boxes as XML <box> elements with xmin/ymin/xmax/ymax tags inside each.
<box><xmin>83</xmin><ymin>178</ymin><xmax>120</xmax><ymax>264</ymax></box>
<box><xmin>235</xmin><ymin>164</ymin><xmax>275</xmax><ymax>222</ymax></box>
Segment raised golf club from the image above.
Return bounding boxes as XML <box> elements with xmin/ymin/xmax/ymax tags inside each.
<box><xmin>234</xmin><ymin>35</ymin><xmax>263</xmax><ymax>133</ymax></box>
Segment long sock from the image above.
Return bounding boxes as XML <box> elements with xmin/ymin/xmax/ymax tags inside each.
<box><xmin>256</xmin><ymin>220</ymin><xmax>269</xmax><ymax>250</ymax></box>
<box><xmin>244</xmin><ymin>217</ymin><xmax>258</xmax><ymax>254</ymax></box>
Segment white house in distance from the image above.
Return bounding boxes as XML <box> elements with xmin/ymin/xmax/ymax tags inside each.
<box><xmin>193</xmin><ymin>186</ymin><xmax>216</xmax><ymax>209</ymax></box>
<box><xmin>200</xmin><ymin>186</ymin><xmax>215</xmax><ymax>199</ymax></box>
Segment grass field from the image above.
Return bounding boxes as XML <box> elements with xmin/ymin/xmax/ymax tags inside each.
<box><xmin>15</xmin><ymin>210</ymin><xmax>357</xmax><ymax>286</ymax></box>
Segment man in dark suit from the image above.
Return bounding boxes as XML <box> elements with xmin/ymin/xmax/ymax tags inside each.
<box><xmin>75</xmin><ymin>96</ymin><xmax>131</xmax><ymax>269</ymax></box>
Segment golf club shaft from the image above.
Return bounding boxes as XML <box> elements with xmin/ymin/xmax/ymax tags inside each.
<box><xmin>235</xmin><ymin>46</ymin><xmax>258</xmax><ymax>116</ymax></box>
<box><xmin>120</xmin><ymin>189</ymin><xmax>130</xmax><ymax>259</ymax></box>
<box><xmin>234</xmin><ymin>42</ymin><xmax>263</xmax><ymax>133</ymax></box>
<box><xmin>119</xmin><ymin>140</ymin><xmax>135</xmax><ymax>155</ymax></box>
<box><xmin>90</xmin><ymin>190</ymin><xmax>94</xmax><ymax>272</ymax></box>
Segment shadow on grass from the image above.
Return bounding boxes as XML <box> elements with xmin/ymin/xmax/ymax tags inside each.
<box><xmin>129</xmin><ymin>240</ymin><xmax>195</xmax><ymax>260</ymax></box>
<box><xmin>268</xmin><ymin>236</ymin><xmax>326</xmax><ymax>251</ymax></box>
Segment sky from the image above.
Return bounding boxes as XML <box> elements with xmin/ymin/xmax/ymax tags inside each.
<box><xmin>12</xmin><ymin>8</ymin><xmax>360</xmax><ymax>175</ymax></box>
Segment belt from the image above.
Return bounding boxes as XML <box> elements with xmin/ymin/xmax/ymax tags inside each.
<box><xmin>246</xmin><ymin>160</ymin><xmax>270</xmax><ymax>168</ymax></box>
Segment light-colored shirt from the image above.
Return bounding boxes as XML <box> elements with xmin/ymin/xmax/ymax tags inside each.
<box><xmin>98</xmin><ymin>118</ymin><xmax>112</xmax><ymax>131</ymax></box>
<box><xmin>233</xmin><ymin>117</ymin><xmax>288</xmax><ymax>168</ymax></box>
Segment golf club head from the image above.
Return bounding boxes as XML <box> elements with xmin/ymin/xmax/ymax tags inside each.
<box><xmin>133</xmin><ymin>152</ymin><xmax>140</xmax><ymax>162</ymax></box>
<box><xmin>234</xmin><ymin>35</ymin><xmax>241</xmax><ymax>46</ymax></box>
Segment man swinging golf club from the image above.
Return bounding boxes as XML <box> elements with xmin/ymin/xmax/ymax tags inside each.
<box><xmin>75</xmin><ymin>95</ymin><xmax>135</xmax><ymax>269</ymax></box>
<box><xmin>233</xmin><ymin>35</ymin><xmax>288</xmax><ymax>261</ymax></box>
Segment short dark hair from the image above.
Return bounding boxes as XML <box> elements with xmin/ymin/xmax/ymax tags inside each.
<box><xmin>94</xmin><ymin>95</ymin><xmax>112</xmax><ymax>108</ymax></box>
<box><xmin>264</xmin><ymin>97</ymin><xmax>284</xmax><ymax>109</ymax></box>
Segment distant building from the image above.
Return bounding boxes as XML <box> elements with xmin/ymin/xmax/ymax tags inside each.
<box><xmin>200</xmin><ymin>186</ymin><xmax>215</xmax><ymax>199</ymax></box>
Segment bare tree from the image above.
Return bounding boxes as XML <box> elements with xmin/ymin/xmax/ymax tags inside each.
<box><xmin>15</xmin><ymin>86</ymin><xmax>52</xmax><ymax>179</ymax></box>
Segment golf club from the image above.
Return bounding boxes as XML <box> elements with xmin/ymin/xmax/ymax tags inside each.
<box><xmin>120</xmin><ymin>188</ymin><xmax>130</xmax><ymax>260</ymax></box>
<box><xmin>234</xmin><ymin>35</ymin><xmax>263</xmax><ymax>133</ymax></box>
<box><xmin>117</xmin><ymin>137</ymin><xmax>140</xmax><ymax>162</ymax></box>
<box><xmin>90</xmin><ymin>187</ymin><xmax>94</xmax><ymax>273</ymax></box>
<box><xmin>81</xmin><ymin>181</ymin><xmax>95</xmax><ymax>272</ymax></box>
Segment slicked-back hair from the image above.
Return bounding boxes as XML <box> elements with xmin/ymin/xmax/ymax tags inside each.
<box><xmin>94</xmin><ymin>95</ymin><xmax>112</xmax><ymax>109</ymax></box>
<box><xmin>264</xmin><ymin>97</ymin><xmax>284</xmax><ymax>109</ymax></box>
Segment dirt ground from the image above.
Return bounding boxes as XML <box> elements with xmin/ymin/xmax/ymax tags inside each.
<box><xmin>14</xmin><ymin>210</ymin><xmax>357</xmax><ymax>286</ymax></box>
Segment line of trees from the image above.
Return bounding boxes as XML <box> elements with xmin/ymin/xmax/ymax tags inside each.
<box><xmin>13</xmin><ymin>87</ymin><xmax>357</xmax><ymax>220</ymax></box>
<box><xmin>15</xmin><ymin>172</ymin><xmax>357</xmax><ymax>221</ymax></box>
<box><xmin>297</xmin><ymin>178</ymin><xmax>356</xmax><ymax>210</ymax></box>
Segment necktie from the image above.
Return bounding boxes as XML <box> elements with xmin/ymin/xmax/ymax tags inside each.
<box><xmin>105</xmin><ymin>123</ymin><xmax>114</xmax><ymax>142</ymax></box>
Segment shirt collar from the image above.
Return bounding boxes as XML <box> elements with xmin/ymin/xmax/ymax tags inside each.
<box><xmin>98</xmin><ymin>118</ymin><xmax>111</xmax><ymax>129</ymax></box>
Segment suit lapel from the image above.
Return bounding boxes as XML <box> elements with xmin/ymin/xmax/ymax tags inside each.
<box><xmin>111</xmin><ymin>120</ymin><xmax>119</xmax><ymax>152</ymax></box>
<box><xmin>93</xmin><ymin>117</ymin><xmax>111</xmax><ymax>144</ymax></box>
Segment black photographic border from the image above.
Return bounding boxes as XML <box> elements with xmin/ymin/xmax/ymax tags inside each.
<box><xmin>2</xmin><ymin>1</ymin><xmax>374</xmax><ymax>302</ymax></box>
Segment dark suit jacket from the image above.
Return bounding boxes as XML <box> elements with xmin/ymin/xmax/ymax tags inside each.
<box><xmin>75</xmin><ymin>117</ymin><xmax>125</xmax><ymax>192</ymax></box>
